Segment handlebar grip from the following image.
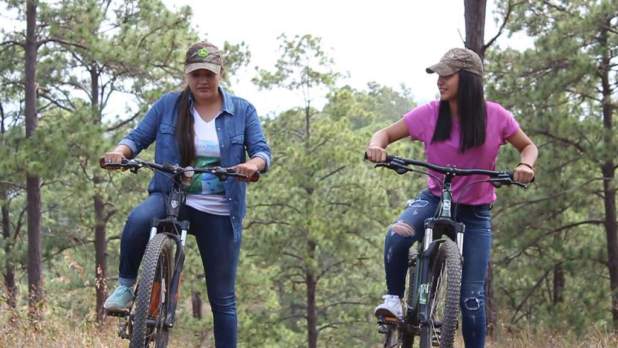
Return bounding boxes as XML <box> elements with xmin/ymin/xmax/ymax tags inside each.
<box><xmin>100</xmin><ymin>157</ymin><xmax>129</xmax><ymax>169</ymax></box>
<box><xmin>232</xmin><ymin>168</ymin><xmax>260</xmax><ymax>182</ymax></box>
<box><xmin>247</xmin><ymin>171</ymin><xmax>260</xmax><ymax>183</ymax></box>
<box><xmin>363</xmin><ymin>152</ymin><xmax>393</xmax><ymax>162</ymax></box>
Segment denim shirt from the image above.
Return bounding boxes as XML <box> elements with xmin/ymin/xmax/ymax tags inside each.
<box><xmin>119</xmin><ymin>87</ymin><xmax>272</xmax><ymax>240</ymax></box>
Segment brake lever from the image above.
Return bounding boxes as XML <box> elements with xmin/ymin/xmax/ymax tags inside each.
<box><xmin>513</xmin><ymin>182</ymin><xmax>528</xmax><ymax>189</ymax></box>
<box><xmin>490</xmin><ymin>178</ymin><xmax>529</xmax><ymax>189</ymax></box>
<box><xmin>375</xmin><ymin>162</ymin><xmax>409</xmax><ymax>175</ymax></box>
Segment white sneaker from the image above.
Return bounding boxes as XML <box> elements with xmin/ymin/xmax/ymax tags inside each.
<box><xmin>374</xmin><ymin>294</ymin><xmax>403</xmax><ymax>320</ymax></box>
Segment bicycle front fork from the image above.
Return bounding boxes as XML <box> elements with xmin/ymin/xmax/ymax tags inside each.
<box><xmin>149</xmin><ymin>227</ymin><xmax>188</xmax><ymax>247</ymax></box>
<box><xmin>423</xmin><ymin>227</ymin><xmax>464</xmax><ymax>255</ymax></box>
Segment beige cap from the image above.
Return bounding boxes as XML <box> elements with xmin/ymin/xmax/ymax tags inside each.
<box><xmin>426</xmin><ymin>48</ymin><xmax>483</xmax><ymax>77</ymax></box>
<box><xmin>184</xmin><ymin>41</ymin><xmax>223</xmax><ymax>75</ymax></box>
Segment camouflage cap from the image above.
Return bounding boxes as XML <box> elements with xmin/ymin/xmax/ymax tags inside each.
<box><xmin>426</xmin><ymin>48</ymin><xmax>483</xmax><ymax>77</ymax></box>
<box><xmin>184</xmin><ymin>41</ymin><xmax>223</xmax><ymax>75</ymax></box>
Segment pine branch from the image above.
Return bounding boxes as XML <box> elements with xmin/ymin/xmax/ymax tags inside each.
<box><xmin>484</xmin><ymin>0</ymin><xmax>521</xmax><ymax>51</ymax></box>
<box><xmin>38</xmin><ymin>37</ymin><xmax>88</xmax><ymax>50</ymax></box>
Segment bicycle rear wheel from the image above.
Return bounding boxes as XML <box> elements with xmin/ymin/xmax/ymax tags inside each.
<box><xmin>420</xmin><ymin>239</ymin><xmax>461</xmax><ymax>348</ymax></box>
<box><xmin>130</xmin><ymin>233</ymin><xmax>174</xmax><ymax>348</ymax></box>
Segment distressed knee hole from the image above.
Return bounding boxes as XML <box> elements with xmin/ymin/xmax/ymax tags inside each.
<box><xmin>463</xmin><ymin>297</ymin><xmax>481</xmax><ymax>311</ymax></box>
<box><xmin>391</xmin><ymin>222</ymin><xmax>415</xmax><ymax>237</ymax></box>
<box><xmin>407</xmin><ymin>199</ymin><xmax>429</xmax><ymax>208</ymax></box>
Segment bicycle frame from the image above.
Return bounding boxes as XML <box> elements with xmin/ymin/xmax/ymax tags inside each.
<box><xmin>378</xmin><ymin>174</ymin><xmax>466</xmax><ymax>340</ymax></box>
<box><xmin>407</xmin><ymin>173</ymin><xmax>465</xmax><ymax>329</ymax></box>
<box><xmin>147</xmin><ymin>181</ymin><xmax>190</xmax><ymax>329</ymax></box>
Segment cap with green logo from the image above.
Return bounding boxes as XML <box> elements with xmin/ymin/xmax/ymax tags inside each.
<box><xmin>185</xmin><ymin>41</ymin><xmax>223</xmax><ymax>75</ymax></box>
<box><xmin>426</xmin><ymin>48</ymin><xmax>483</xmax><ymax>77</ymax></box>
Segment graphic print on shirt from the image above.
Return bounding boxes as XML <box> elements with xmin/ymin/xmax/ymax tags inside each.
<box><xmin>186</xmin><ymin>139</ymin><xmax>225</xmax><ymax>195</ymax></box>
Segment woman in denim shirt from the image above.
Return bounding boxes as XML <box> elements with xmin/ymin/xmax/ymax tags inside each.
<box><xmin>101</xmin><ymin>41</ymin><xmax>271</xmax><ymax>347</ymax></box>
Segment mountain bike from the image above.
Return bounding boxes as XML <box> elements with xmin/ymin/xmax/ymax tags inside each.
<box><xmin>371</xmin><ymin>155</ymin><xmax>531</xmax><ymax>348</ymax></box>
<box><xmin>101</xmin><ymin>158</ymin><xmax>256</xmax><ymax>348</ymax></box>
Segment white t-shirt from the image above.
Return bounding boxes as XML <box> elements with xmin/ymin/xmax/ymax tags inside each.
<box><xmin>185</xmin><ymin>107</ymin><xmax>231</xmax><ymax>215</ymax></box>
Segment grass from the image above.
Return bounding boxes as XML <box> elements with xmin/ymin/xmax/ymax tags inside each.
<box><xmin>2</xmin><ymin>308</ymin><xmax>618</xmax><ymax>348</ymax></box>
<box><xmin>486</xmin><ymin>326</ymin><xmax>618</xmax><ymax>348</ymax></box>
<box><xmin>0</xmin><ymin>308</ymin><xmax>206</xmax><ymax>347</ymax></box>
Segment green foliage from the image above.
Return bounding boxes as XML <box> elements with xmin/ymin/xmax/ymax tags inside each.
<box><xmin>487</xmin><ymin>0</ymin><xmax>617</xmax><ymax>333</ymax></box>
<box><xmin>253</xmin><ymin>34</ymin><xmax>340</xmax><ymax>95</ymax></box>
<box><xmin>240</xmin><ymin>33</ymin><xmax>424</xmax><ymax>346</ymax></box>
<box><xmin>325</xmin><ymin>82</ymin><xmax>415</xmax><ymax>130</ymax></box>
<box><xmin>2</xmin><ymin>0</ymin><xmax>617</xmax><ymax>345</ymax></box>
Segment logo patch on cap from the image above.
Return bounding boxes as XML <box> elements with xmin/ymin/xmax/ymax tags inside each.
<box><xmin>197</xmin><ymin>48</ymin><xmax>209</xmax><ymax>58</ymax></box>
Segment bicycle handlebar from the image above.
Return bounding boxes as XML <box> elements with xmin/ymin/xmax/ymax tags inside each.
<box><xmin>99</xmin><ymin>158</ymin><xmax>259</xmax><ymax>182</ymax></box>
<box><xmin>365</xmin><ymin>153</ymin><xmax>533</xmax><ymax>189</ymax></box>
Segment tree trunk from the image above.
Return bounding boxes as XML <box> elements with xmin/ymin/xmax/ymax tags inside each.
<box><xmin>1</xmin><ymin>103</ymin><xmax>16</xmax><ymax>310</ymax></box>
<box><xmin>25</xmin><ymin>0</ymin><xmax>44</xmax><ymax>320</ymax></box>
<box><xmin>94</xmin><ymin>194</ymin><xmax>107</xmax><ymax>322</ymax></box>
<box><xmin>303</xmin><ymin>92</ymin><xmax>318</xmax><ymax>348</ymax></box>
<box><xmin>192</xmin><ymin>291</ymin><xmax>202</xmax><ymax>319</ymax></box>
<box><xmin>2</xmin><ymin>187</ymin><xmax>16</xmax><ymax>309</ymax></box>
<box><xmin>552</xmin><ymin>263</ymin><xmax>565</xmax><ymax>305</ymax></box>
<box><xmin>464</xmin><ymin>0</ymin><xmax>496</xmax><ymax>336</ymax></box>
<box><xmin>485</xmin><ymin>263</ymin><xmax>497</xmax><ymax>339</ymax></box>
<box><xmin>306</xmin><ymin>240</ymin><xmax>318</xmax><ymax>348</ymax></box>
<box><xmin>603</xmin><ymin>163</ymin><xmax>618</xmax><ymax>330</ymax></box>
<box><xmin>598</xmin><ymin>21</ymin><xmax>618</xmax><ymax>332</ymax></box>
<box><xmin>464</xmin><ymin>0</ymin><xmax>487</xmax><ymax>58</ymax></box>
<box><xmin>90</xmin><ymin>64</ymin><xmax>108</xmax><ymax>323</ymax></box>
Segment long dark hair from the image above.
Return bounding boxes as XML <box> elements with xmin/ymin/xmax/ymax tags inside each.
<box><xmin>431</xmin><ymin>70</ymin><xmax>486</xmax><ymax>152</ymax></box>
<box><xmin>176</xmin><ymin>86</ymin><xmax>195</xmax><ymax>166</ymax></box>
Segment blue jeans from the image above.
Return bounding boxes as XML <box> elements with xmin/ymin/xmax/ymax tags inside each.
<box><xmin>118</xmin><ymin>193</ymin><xmax>240</xmax><ymax>348</ymax></box>
<box><xmin>384</xmin><ymin>190</ymin><xmax>492</xmax><ymax>348</ymax></box>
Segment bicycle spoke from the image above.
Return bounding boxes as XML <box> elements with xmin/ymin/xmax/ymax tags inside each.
<box><xmin>428</xmin><ymin>254</ymin><xmax>439</xmax><ymax>341</ymax></box>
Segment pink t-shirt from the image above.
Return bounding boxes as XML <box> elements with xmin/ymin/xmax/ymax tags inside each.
<box><xmin>403</xmin><ymin>100</ymin><xmax>520</xmax><ymax>205</ymax></box>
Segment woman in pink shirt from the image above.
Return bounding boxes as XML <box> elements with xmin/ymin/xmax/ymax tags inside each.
<box><xmin>366</xmin><ymin>48</ymin><xmax>537</xmax><ymax>348</ymax></box>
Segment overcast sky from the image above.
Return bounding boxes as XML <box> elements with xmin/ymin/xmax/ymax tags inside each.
<box><xmin>162</xmin><ymin>0</ymin><xmax>530</xmax><ymax>117</ymax></box>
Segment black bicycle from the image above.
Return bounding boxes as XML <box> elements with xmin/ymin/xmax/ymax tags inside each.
<box><xmin>102</xmin><ymin>158</ymin><xmax>256</xmax><ymax>348</ymax></box>
<box><xmin>371</xmin><ymin>155</ymin><xmax>531</xmax><ymax>348</ymax></box>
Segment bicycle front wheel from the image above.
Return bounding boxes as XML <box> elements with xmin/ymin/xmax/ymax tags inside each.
<box><xmin>401</xmin><ymin>247</ymin><xmax>419</xmax><ymax>348</ymax></box>
<box><xmin>420</xmin><ymin>239</ymin><xmax>461</xmax><ymax>348</ymax></box>
<box><xmin>130</xmin><ymin>233</ymin><xmax>174</xmax><ymax>348</ymax></box>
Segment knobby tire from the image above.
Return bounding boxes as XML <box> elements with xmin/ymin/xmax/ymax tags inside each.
<box><xmin>130</xmin><ymin>233</ymin><xmax>174</xmax><ymax>348</ymax></box>
<box><xmin>420</xmin><ymin>239</ymin><xmax>461</xmax><ymax>348</ymax></box>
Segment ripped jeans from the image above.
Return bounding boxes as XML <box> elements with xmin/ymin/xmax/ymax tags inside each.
<box><xmin>384</xmin><ymin>190</ymin><xmax>492</xmax><ymax>348</ymax></box>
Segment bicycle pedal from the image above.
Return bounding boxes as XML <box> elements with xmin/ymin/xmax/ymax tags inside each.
<box><xmin>106</xmin><ymin>309</ymin><xmax>130</xmax><ymax>317</ymax></box>
<box><xmin>378</xmin><ymin>315</ymin><xmax>401</xmax><ymax>325</ymax></box>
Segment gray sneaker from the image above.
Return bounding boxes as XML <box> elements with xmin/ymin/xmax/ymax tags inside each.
<box><xmin>103</xmin><ymin>285</ymin><xmax>134</xmax><ymax>312</ymax></box>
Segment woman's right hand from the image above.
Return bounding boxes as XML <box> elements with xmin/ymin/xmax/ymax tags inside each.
<box><xmin>365</xmin><ymin>145</ymin><xmax>387</xmax><ymax>163</ymax></box>
<box><xmin>100</xmin><ymin>151</ymin><xmax>126</xmax><ymax>169</ymax></box>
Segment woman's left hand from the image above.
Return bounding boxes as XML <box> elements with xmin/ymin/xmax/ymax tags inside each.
<box><xmin>232</xmin><ymin>162</ymin><xmax>260</xmax><ymax>181</ymax></box>
<box><xmin>514</xmin><ymin>164</ymin><xmax>535</xmax><ymax>183</ymax></box>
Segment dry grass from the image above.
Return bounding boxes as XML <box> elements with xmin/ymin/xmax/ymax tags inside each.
<box><xmin>0</xmin><ymin>316</ymin><xmax>125</xmax><ymax>347</ymax></box>
<box><xmin>486</xmin><ymin>327</ymin><xmax>618</xmax><ymax>348</ymax></box>
<box><xmin>2</xmin><ymin>309</ymin><xmax>618</xmax><ymax>348</ymax></box>
<box><xmin>0</xmin><ymin>311</ymin><xmax>205</xmax><ymax>348</ymax></box>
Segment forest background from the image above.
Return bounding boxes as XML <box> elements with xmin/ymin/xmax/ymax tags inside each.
<box><xmin>0</xmin><ymin>0</ymin><xmax>616</xmax><ymax>347</ymax></box>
